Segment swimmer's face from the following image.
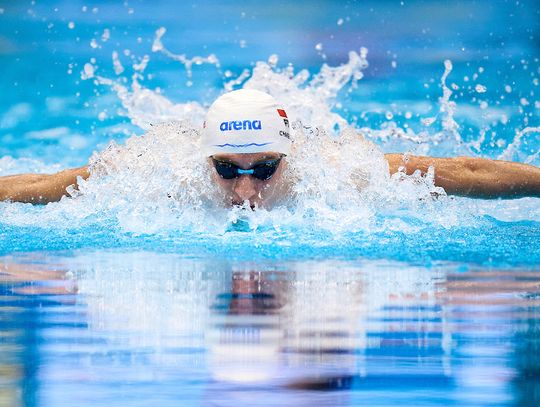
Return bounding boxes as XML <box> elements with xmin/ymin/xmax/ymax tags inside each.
<box><xmin>208</xmin><ymin>152</ymin><xmax>287</xmax><ymax>209</ymax></box>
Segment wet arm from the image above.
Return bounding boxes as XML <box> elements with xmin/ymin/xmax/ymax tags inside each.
<box><xmin>0</xmin><ymin>166</ymin><xmax>89</xmax><ymax>204</ymax></box>
<box><xmin>385</xmin><ymin>154</ymin><xmax>540</xmax><ymax>198</ymax></box>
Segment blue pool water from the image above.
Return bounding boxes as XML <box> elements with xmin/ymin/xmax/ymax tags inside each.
<box><xmin>0</xmin><ymin>0</ymin><xmax>539</xmax><ymax>405</ymax></box>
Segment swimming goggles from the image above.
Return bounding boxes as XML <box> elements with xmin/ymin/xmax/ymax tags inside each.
<box><xmin>212</xmin><ymin>157</ymin><xmax>282</xmax><ymax>180</ymax></box>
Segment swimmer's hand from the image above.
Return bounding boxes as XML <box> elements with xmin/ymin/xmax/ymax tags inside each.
<box><xmin>385</xmin><ymin>154</ymin><xmax>540</xmax><ymax>199</ymax></box>
<box><xmin>0</xmin><ymin>166</ymin><xmax>89</xmax><ymax>204</ymax></box>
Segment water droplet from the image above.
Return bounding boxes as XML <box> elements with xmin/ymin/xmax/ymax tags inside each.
<box><xmin>152</xmin><ymin>27</ymin><xmax>166</xmax><ymax>52</ymax></box>
<box><xmin>101</xmin><ymin>28</ymin><xmax>110</xmax><ymax>42</ymax></box>
<box><xmin>90</xmin><ymin>39</ymin><xmax>98</xmax><ymax>49</ymax></box>
<box><xmin>81</xmin><ymin>63</ymin><xmax>95</xmax><ymax>80</ymax></box>
<box><xmin>315</xmin><ymin>43</ymin><xmax>323</xmax><ymax>51</ymax></box>
<box><xmin>68</xmin><ymin>21</ymin><xmax>75</xmax><ymax>29</ymax></box>
<box><xmin>112</xmin><ymin>51</ymin><xmax>124</xmax><ymax>75</ymax></box>
<box><xmin>337</xmin><ymin>18</ymin><xmax>344</xmax><ymax>26</ymax></box>
<box><xmin>239</xmin><ymin>39</ymin><xmax>246</xmax><ymax>48</ymax></box>
<box><xmin>268</xmin><ymin>54</ymin><xmax>279</xmax><ymax>67</ymax></box>
<box><xmin>444</xmin><ymin>59</ymin><xmax>452</xmax><ymax>71</ymax></box>
<box><xmin>422</xmin><ymin>117</ymin><xmax>436</xmax><ymax>126</ymax></box>
<box><xmin>360</xmin><ymin>47</ymin><xmax>368</xmax><ymax>58</ymax></box>
<box><xmin>475</xmin><ymin>84</ymin><xmax>487</xmax><ymax>93</ymax></box>
<box><xmin>504</xmin><ymin>85</ymin><xmax>512</xmax><ymax>93</ymax></box>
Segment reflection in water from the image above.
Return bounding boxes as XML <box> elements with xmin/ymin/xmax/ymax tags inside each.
<box><xmin>512</xmin><ymin>304</ymin><xmax>540</xmax><ymax>407</ymax></box>
<box><xmin>209</xmin><ymin>271</ymin><xmax>285</xmax><ymax>384</ymax></box>
<box><xmin>0</xmin><ymin>252</ymin><xmax>539</xmax><ymax>406</ymax></box>
<box><xmin>0</xmin><ymin>255</ymin><xmax>76</xmax><ymax>407</ymax></box>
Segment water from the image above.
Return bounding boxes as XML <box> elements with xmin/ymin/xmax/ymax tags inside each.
<box><xmin>0</xmin><ymin>0</ymin><xmax>539</xmax><ymax>405</ymax></box>
<box><xmin>2</xmin><ymin>252</ymin><xmax>539</xmax><ymax>406</ymax></box>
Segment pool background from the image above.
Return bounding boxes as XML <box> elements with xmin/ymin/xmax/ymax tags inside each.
<box><xmin>0</xmin><ymin>0</ymin><xmax>540</xmax><ymax>406</ymax></box>
<box><xmin>1</xmin><ymin>0</ymin><xmax>539</xmax><ymax>167</ymax></box>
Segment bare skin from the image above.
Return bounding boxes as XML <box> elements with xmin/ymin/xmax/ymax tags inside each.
<box><xmin>208</xmin><ymin>152</ymin><xmax>289</xmax><ymax>209</ymax></box>
<box><xmin>0</xmin><ymin>166</ymin><xmax>89</xmax><ymax>204</ymax></box>
<box><xmin>385</xmin><ymin>154</ymin><xmax>540</xmax><ymax>199</ymax></box>
<box><xmin>0</xmin><ymin>153</ymin><xmax>539</xmax><ymax>205</ymax></box>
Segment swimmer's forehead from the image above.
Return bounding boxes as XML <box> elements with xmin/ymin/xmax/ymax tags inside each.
<box><xmin>212</xmin><ymin>152</ymin><xmax>282</xmax><ymax>163</ymax></box>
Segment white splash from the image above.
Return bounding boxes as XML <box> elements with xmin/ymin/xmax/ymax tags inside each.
<box><xmin>499</xmin><ymin>126</ymin><xmax>540</xmax><ymax>162</ymax></box>
<box><xmin>151</xmin><ymin>27</ymin><xmax>220</xmax><ymax>85</ymax></box>
<box><xmin>1</xmin><ymin>32</ymin><xmax>538</xmax><ymax>237</ymax></box>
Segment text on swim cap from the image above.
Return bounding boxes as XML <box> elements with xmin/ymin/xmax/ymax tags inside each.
<box><xmin>220</xmin><ymin>120</ymin><xmax>262</xmax><ymax>131</ymax></box>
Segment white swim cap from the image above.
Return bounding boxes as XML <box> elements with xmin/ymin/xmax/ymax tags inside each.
<box><xmin>202</xmin><ymin>89</ymin><xmax>291</xmax><ymax>156</ymax></box>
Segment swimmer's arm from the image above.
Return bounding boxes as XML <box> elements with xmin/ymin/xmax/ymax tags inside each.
<box><xmin>385</xmin><ymin>154</ymin><xmax>540</xmax><ymax>198</ymax></box>
<box><xmin>0</xmin><ymin>166</ymin><xmax>89</xmax><ymax>204</ymax></box>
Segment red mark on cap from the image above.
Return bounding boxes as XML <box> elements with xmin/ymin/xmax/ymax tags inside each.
<box><xmin>277</xmin><ymin>109</ymin><xmax>288</xmax><ymax>118</ymax></box>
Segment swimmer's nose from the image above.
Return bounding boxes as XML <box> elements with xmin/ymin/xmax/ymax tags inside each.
<box><xmin>233</xmin><ymin>175</ymin><xmax>257</xmax><ymax>203</ymax></box>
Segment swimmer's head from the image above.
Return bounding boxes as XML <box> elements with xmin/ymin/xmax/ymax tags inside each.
<box><xmin>202</xmin><ymin>90</ymin><xmax>291</xmax><ymax>209</ymax></box>
<box><xmin>202</xmin><ymin>89</ymin><xmax>291</xmax><ymax>156</ymax></box>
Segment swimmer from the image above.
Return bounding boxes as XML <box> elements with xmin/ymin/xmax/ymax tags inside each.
<box><xmin>0</xmin><ymin>89</ymin><xmax>539</xmax><ymax>206</ymax></box>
